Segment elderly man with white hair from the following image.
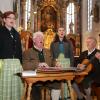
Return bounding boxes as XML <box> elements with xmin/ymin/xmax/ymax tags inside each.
<box><xmin>72</xmin><ymin>36</ymin><xmax>100</xmax><ymax>100</ymax></box>
<box><xmin>22</xmin><ymin>31</ymin><xmax>52</xmax><ymax>70</ymax></box>
<box><xmin>22</xmin><ymin>31</ymin><xmax>53</xmax><ymax>100</ymax></box>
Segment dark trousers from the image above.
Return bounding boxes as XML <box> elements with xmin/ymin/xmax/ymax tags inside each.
<box><xmin>81</xmin><ymin>76</ymin><xmax>93</xmax><ymax>89</ymax></box>
<box><xmin>31</xmin><ymin>85</ymin><xmax>42</xmax><ymax>100</ymax></box>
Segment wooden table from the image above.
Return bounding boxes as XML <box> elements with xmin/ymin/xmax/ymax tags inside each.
<box><xmin>22</xmin><ymin>71</ymin><xmax>87</xmax><ymax>100</ymax></box>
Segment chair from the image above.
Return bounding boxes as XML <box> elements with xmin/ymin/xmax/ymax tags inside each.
<box><xmin>20</xmin><ymin>31</ymin><xmax>33</xmax><ymax>51</ymax></box>
<box><xmin>41</xmin><ymin>86</ymin><xmax>51</xmax><ymax>100</ymax></box>
<box><xmin>61</xmin><ymin>80</ymin><xmax>75</xmax><ymax>100</ymax></box>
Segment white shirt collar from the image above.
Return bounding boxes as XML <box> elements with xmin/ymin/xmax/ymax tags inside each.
<box><xmin>34</xmin><ymin>45</ymin><xmax>42</xmax><ymax>51</ymax></box>
<box><xmin>88</xmin><ymin>48</ymin><xmax>95</xmax><ymax>55</ymax></box>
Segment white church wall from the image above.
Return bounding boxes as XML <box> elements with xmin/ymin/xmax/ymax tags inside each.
<box><xmin>92</xmin><ymin>0</ymin><xmax>100</xmax><ymax>49</ymax></box>
<box><xmin>0</xmin><ymin>0</ymin><xmax>13</xmax><ymax>13</ymax></box>
<box><xmin>0</xmin><ymin>0</ymin><xmax>21</xmax><ymax>30</ymax></box>
<box><xmin>81</xmin><ymin>0</ymin><xmax>88</xmax><ymax>51</ymax></box>
<box><xmin>81</xmin><ymin>0</ymin><xmax>100</xmax><ymax>51</ymax></box>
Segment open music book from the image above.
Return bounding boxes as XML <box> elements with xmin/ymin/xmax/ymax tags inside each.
<box><xmin>56</xmin><ymin>53</ymin><xmax>71</xmax><ymax>68</ymax></box>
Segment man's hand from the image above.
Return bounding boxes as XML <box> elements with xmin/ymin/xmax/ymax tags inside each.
<box><xmin>55</xmin><ymin>59</ymin><xmax>62</xmax><ymax>67</ymax></box>
<box><xmin>38</xmin><ymin>62</ymin><xmax>49</xmax><ymax>68</ymax></box>
<box><xmin>77</xmin><ymin>64</ymin><xmax>86</xmax><ymax>70</ymax></box>
<box><xmin>55</xmin><ymin>61</ymin><xmax>62</xmax><ymax>67</ymax></box>
<box><xmin>95</xmin><ymin>52</ymin><xmax>100</xmax><ymax>59</ymax></box>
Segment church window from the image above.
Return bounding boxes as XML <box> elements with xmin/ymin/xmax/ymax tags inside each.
<box><xmin>66</xmin><ymin>3</ymin><xmax>75</xmax><ymax>34</ymax></box>
<box><xmin>88</xmin><ymin>0</ymin><xmax>93</xmax><ymax>31</ymax></box>
<box><xmin>25</xmin><ymin>0</ymin><xmax>31</xmax><ymax>30</ymax></box>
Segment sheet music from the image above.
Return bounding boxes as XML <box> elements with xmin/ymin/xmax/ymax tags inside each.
<box><xmin>22</xmin><ymin>70</ymin><xmax>37</xmax><ymax>76</ymax></box>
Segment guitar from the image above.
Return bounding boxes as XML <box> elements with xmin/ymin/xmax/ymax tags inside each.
<box><xmin>75</xmin><ymin>51</ymin><xmax>100</xmax><ymax>83</ymax></box>
<box><xmin>75</xmin><ymin>59</ymin><xmax>93</xmax><ymax>83</ymax></box>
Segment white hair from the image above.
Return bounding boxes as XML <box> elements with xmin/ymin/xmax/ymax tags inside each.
<box><xmin>33</xmin><ymin>31</ymin><xmax>44</xmax><ymax>40</ymax></box>
<box><xmin>87</xmin><ymin>36</ymin><xmax>97</xmax><ymax>44</ymax></box>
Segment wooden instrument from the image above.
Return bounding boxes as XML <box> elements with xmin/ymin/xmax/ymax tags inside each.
<box><xmin>75</xmin><ymin>59</ymin><xmax>93</xmax><ymax>83</ymax></box>
<box><xmin>75</xmin><ymin>51</ymin><xmax>100</xmax><ymax>83</ymax></box>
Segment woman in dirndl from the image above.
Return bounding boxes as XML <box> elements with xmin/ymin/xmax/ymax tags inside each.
<box><xmin>0</xmin><ymin>11</ymin><xmax>23</xmax><ymax>100</ymax></box>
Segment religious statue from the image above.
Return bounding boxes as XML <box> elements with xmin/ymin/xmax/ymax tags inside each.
<box><xmin>44</xmin><ymin>28</ymin><xmax>55</xmax><ymax>49</ymax></box>
<box><xmin>93</xmin><ymin>3</ymin><xmax>99</xmax><ymax>23</ymax></box>
<box><xmin>69</xmin><ymin>21</ymin><xmax>74</xmax><ymax>34</ymax></box>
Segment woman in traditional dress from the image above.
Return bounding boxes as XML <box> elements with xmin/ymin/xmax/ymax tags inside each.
<box><xmin>0</xmin><ymin>11</ymin><xmax>23</xmax><ymax>100</ymax></box>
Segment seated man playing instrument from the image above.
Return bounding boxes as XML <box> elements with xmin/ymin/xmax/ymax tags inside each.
<box><xmin>22</xmin><ymin>31</ymin><xmax>63</xmax><ymax>100</ymax></box>
<box><xmin>72</xmin><ymin>36</ymin><xmax>100</xmax><ymax>100</ymax></box>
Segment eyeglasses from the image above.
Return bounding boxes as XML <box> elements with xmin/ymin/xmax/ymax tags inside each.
<box><xmin>6</xmin><ymin>17</ymin><xmax>16</xmax><ymax>20</ymax></box>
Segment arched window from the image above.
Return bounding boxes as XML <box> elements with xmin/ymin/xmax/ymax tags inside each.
<box><xmin>88</xmin><ymin>0</ymin><xmax>93</xmax><ymax>31</ymax></box>
<box><xmin>66</xmin><ymin>3</ymin><xmax>75</xmax><ymax>34</ymax></box>
<box><xmin>25</xmin><ymin>0</ymin><xmax>31</xmax><ymax>30</ymax></box>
